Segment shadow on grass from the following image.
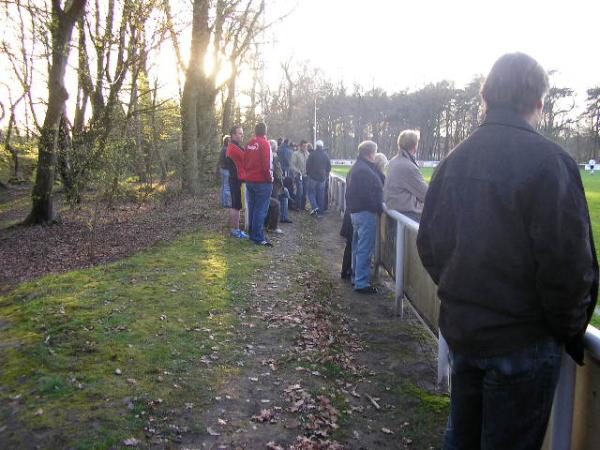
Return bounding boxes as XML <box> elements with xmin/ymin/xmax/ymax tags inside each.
<box><xmin>0</xmin><ymin>229</ymin><xmax>267</xmax><ymax>449</ymax></box>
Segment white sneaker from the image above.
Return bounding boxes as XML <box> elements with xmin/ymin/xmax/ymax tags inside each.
<box><xmin>272</xmin><ymin>228</ymin><xmax>284</xmax><ymax>235</ymax></box>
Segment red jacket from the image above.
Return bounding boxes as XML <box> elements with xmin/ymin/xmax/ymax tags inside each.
<box><xmin>244</xmin><ymin>135</ymin><xmax>273</xmax><ymax>183</ymax></box>
<box><xmin>226</xmin><ymin>141</ymin><xmax>246</xmax><ymax>181</ymax></box>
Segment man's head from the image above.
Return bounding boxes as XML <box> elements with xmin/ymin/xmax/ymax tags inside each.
<box><xmin>255</xmin><ymin>122</ymin><xmax>267</xmax><ymax>137</ymax></box>
<box><xmin>374</xmin><ymin>152</ymin><xmax>388</xmax><ymax>173</ymax></box>
<box><xmin>398</xmin><ymin>130</ymin><xmax>420</xmax><ymax>155</ymax></box>
<box><xmin>222</xmin><ymin>135</ymin><xmax>231</xmax><ymax>147</ymax></box>
<box><xmin>300</xmin><ymin>139</ymin><xmax>308</xmax><ymax>151</ymax></box>
<box><xmin>316</xmin><ymin>139</ymin><xmax>324</xmax><ymax>149</ymax></box>
<box><xmin>358</xmin><ymin>140</ymin><xmax>378</xmax><ymax>162</ymax></box>
<box><xmin>230</xmin><ymin>125</ymin><xmax>243</xmax><ymax>143</ymax></box>
<box><xmin>481</xmin><ymin>53</ymin><xmax>548</xmax><ymax>124</ymax></box>
<box><xmin>269</xmin><ymin>139</ymin><xmax>278</xmax><ymax>153</ymax></box>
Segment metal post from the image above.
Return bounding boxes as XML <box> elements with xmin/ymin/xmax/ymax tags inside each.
<box><xmin>550</xmin><ymin>352</ymin><xmax>576</xmax><ymax>450</ymax></box>
<box><xmin>313</xmin><ymin>98</ymin><xmax>317</xmax><ymax>148</ymax></box>
<box><xmin>437</xmin><ymin>332</ymin><xmax>450</xmax><ymax>391</ymax></box>
<box><xmin>373</xmin><ymin>215</ymin><xmax>381</xmax><ymax>282</ymax></box>
<box><xmin>395</xmin><ymin>221</ymin><xmax>405</xmax><ymax>318</ymax></box>
<box><xmin>244</xmin><ymin>183</ymin><xmax>249</xmax><ymax>231</ymax></box>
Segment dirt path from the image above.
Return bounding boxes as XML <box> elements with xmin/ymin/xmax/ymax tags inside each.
<box><xmin>178</xmin><ymin>210</ymin><xmax>447</xmax><ymax>449</ymax></box>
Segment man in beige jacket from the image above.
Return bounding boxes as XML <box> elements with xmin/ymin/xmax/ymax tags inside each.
<box><xmin>291</xmin><ymin>140</ymin><xmax>310</xmax><ymax>210</ymax></box>
<box><xmin>384</xmin><ymin>130</ymin><xmax>428</xmax><ymax>222</ymax></box>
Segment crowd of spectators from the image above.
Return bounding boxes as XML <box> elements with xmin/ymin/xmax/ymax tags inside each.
<box><xmin>217</xmin><ymin>52</ymin><xmax>599</xmax><ymax>450</ymax></box>
<box><xmin>218</xmin><ymin>124</ymin><xmax>332</xmax><ymax>247</ymax></box>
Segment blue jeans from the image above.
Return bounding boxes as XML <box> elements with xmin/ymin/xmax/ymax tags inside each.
<box><xmin>307</xmin><ymin>177</ymin><xmax>326</xmax><ymax>213</ymax></box>
<box><xmin>444</xmin><ymin>337</ymin><xmax>562</xmax><ymax>450</ymax></box>
<box><xmin>351</xmin><ymin>211</ymin><xmax>377</xmax><ymax>289</ymax></box>
<box><xmin>279</xmin><ymin>188</ymin><xmax>290</xmax><ymax>221</ymax></box>
<box><xmin>246</xmin><ymin>182</ymin><xmax>273</xmax><ymax>243</ymax></box>
<box><xmin>220</xmin><ymin>169</ymin><xmax>231</xmax><ymax>208</ymax></box>
<box><xmin>294</xmin><ymin>175</ymin><xmax>307</xmax><ymax>210</ymax></box>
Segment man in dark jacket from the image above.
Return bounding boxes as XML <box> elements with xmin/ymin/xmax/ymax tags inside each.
<box><xmin>278</xmin><ymin>139</ymin><xmax>293</xmax><ymax>177</ymax></box>
<box><xmin>346</xmin><ymin>140</ymin><xmax>384</xmax><ymax>294</ymax></box>
<box><xmin>417</xmin><ymin>53</ymin><xmax>598</xmax><ymax>450</ymax></box>
<box><xmin>306</xmin><ymin>139</ymin><xmax>332</xmax><ymax>217</ymax></box>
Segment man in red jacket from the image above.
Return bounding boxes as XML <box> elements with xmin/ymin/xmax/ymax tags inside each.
<box><xmin>245</xmin><ymin>122</ymin><xmax>274</xmax><ymax>246</ymax></box>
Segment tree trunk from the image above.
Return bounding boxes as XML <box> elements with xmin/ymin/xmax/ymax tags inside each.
<box><xmin>4</xmin><ymin>109</ymin><xmax>19</xmax><ymax>180</ymax></box>
<box><xmin>222</xmin><ymin>74</ymin><xmax>236</xmax><ymax>136</ymax></box>
<box><xmin>181</xmin><ymin>77</ymin><xmax>200</xmax><ymax>194</ymax></box>
<box><xmin>180</xmin><ymin>0</ymin><xmax>210</xmax><ymax>195</ymax></box>
<box><xmin>25</xmin><ymin>0</ymin><xmax>87</xmax><ymax>225</ymax></box>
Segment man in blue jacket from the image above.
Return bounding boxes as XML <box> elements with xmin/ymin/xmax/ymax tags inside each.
<box><xmin>345</xmin><ymin>140</ymin><xmax>385</xmax><ymax>294</ymax></box>
<box><xmin>417</xmin><ymin>53</ymin><xmax>598</xmax><ymax>450</ymax></box>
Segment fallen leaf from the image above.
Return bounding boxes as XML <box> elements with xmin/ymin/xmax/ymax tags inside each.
<box><xmin>382</xmin><ymin>427</ymin><xmax>394</xmax><ymax>434</ymax></box>
<box><xmin>207</xmin><ymin>426</ymin><xmax>220</xmax><ymax>436</ymax></box>
<box><xmin>123</xmin><ymin>437</ymin><xmax>139</xmax><ymax>446</ymax></box>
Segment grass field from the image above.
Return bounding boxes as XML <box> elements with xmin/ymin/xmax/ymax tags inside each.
<box><xmin>334</xmin><ymin>165</ymin><xmax>600</xmax><ymax>246</ymax></box>
<box><xmin>333</xmin><ymin>165</ymin><xmax>600</xmax><ymax>326</ymax></box>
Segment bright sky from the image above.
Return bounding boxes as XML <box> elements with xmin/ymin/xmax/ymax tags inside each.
<box><xmin>265</xmin><ymin>0</ymin><xmax>600</xmax><ymax>99</ymax></box>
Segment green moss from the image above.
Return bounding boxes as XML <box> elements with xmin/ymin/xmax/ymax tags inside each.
<box><xmin>402</xmin><ymin>380</ymin><xmax>450</xmax><ymax>414</ymax></box>
<box><xmin>0</xmin><ymin>228</ymin><xmax>265</xmax><ymax>447</ymax></box>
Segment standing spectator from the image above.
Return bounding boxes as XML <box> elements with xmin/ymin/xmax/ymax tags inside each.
<box><xmin>225</xmin><ymin>125</ymin><xmax>248</xmax><ymax>239</ymax></box>
<box><xmin>340</xmin><ymin>152</ymin><xmax>385</xmax><ymax>281</ymax></box>
<box><xmin>589</xmin><ymin>157</ymin><xmax>596</xmax><ymax>175</ymax></box>
<box><xmin>291</xmin><ymin>140</ymin><xmax>310</xmax><ymax>211</ymax></box>
<box><xmin>245</xmin><ymin>122</ymin><xmax>274</xmax><ymax>247</ymax></box>
<box><xmin>264</xmin><ymin>139</ymin><xmax>287</xmax><ymax>234</ymax></box>
<box><xmin>346</xmin><ymin>140</ymin><xmax>385</xmax><ymax>294</ymax></box>
<box><xmin>270</xmin><ymin>139</ymin><xmax>292</xmax><ymax>224</ymax></box>
<box><xmin>417</xmin><ymin>52</ymin><xmax>598</xmax><ymax>450</ymax></box>
<box><xmin>218</xmin><ymin>135</ymin><xmax>232</xmax><ymax>209</ymax></box>
<box><xmin>373</xmin><ymin>152</ymin><xmax>389</xmax><ymax>175</ymax></box>
<box><xmin>279</xmin><ymin>139</ymin><xmax>293</xmax><ymax>177</ymax></box>
<box><xmin>384</xmin><ymin>130</ymin><xmax>428</xmax><ymax>222</ymax></box>
<box><xmin>306</xmin><ymin>139</ymin><xmax>332</xmax><ymax>217</ymax></box>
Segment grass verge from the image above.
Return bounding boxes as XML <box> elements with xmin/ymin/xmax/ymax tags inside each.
<box><xmin>0</xmin><ymin>229</ymin><xmax>267</xmax><ymax>449</ymax></box>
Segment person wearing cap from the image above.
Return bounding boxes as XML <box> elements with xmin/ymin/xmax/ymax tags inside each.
<box><xmin>417</xmin><ymin>52</ymin><xmax>598</xmax><ymax>449</ymax></box>
<box><xmin>291</xmin><ymin>140</ymin><xmax>310</xmax><ymax>211</ymax></box>
<box><xmin>306</xmin><ymin>139</ymin><xmax>331</xmax><ymax>217</ymax></box>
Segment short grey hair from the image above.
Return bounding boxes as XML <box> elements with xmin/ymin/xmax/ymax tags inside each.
<box><xmin>269</xmin><ymin>139</ymin><xmax>278</xmax><ymax>152</ymax></box>
<box><xmin>397</xmin><ymin>130</ymin><xmax>420</xmax><ymax>152</ymax></box>
<box><xmin>358</xmin><ymin>140</ymin><xmax>378</xmax><ymax>158</ymax></box>
<box><xmin>481</xmin><ymin>52</ymin><xmax>549</xmax><ymax>115</ymax></box>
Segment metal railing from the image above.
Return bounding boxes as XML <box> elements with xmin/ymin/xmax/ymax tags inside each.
<box><xmin>329</xmin><ymin>172</ymin><xmax>600</xmax><ymax>450</ymax></box>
